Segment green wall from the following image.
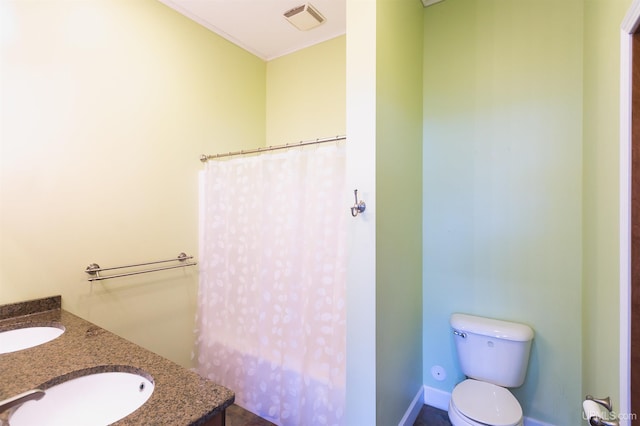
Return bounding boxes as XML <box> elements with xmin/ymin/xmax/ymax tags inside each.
<box><xmin>582</xmin><ymin>0</ymin><xmax>631</xmax><ymax>412</ymax></box>
<box><xmin>344</xmin><ymin>0</ymin><xmax>425</xmax><ymax>422</ymax></box>
<box><xmin>423</xmin><ymin>1</ymin><xmax>584</xmax><ymax>424</ymax></box>
<box><xmin>376</xmin><ymin>0</ymin><xmax>424</xmax><ymax>424</ymax></box>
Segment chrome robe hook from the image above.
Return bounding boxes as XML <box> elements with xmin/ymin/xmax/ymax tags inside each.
<box><xmin>350</xmin><ymin>189</ymin><xmax>366</xmax><ymax>217</ymax></box>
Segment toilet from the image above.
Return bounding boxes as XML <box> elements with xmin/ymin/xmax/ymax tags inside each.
<box><xmin>448</xmin><ymin>313</ymin><xmax>534</xmax><ymax>426</ymax></box>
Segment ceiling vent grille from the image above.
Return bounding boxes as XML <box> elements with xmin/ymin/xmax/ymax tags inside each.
<box><xmin>284</xmin><ymin>3</ymin><xmax>326</xmax><ymax>31</ymax></box>
<box><xmin>422</xmin><ymin>0</ymin><xmax>446</xmax><ymax>7</ymax></box>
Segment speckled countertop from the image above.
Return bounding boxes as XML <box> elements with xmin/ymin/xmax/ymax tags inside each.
<box><xmin>0</xmin><ymin>296</ymin><xmax>234</xmax><ymax>425</ymax></box>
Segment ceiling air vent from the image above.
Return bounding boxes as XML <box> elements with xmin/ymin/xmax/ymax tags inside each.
<box><xmin>284</xmin><ymin>3</ymin><xmax>326</xmax><ymax>31</ymax></box>
<box><xmin>422</xmin><ymin>0</ymin><xmax>446</xmax><ymax>7</ymax></box>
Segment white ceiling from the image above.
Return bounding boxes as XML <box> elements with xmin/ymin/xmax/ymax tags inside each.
<box><xmin>158</xmin><ymin>0</ymin><xmax>346</xmax><ymax>61</ymax></box>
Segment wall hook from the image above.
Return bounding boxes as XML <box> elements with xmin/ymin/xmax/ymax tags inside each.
<box><xmin>351</xmin><ymin>189</ymin><xmax>366</xmax><ymax>217</ymax></box>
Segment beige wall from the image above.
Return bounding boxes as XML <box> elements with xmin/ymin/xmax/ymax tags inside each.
<box><xmin>266</xmin><ymin>35</ymin><xmax>346</xmax><ymax>145</ymax></box>
<box><xmin>0</xmin><ymin>0</ymin><xmax>266</xmax><ymax>367</ymax></box>
<box><xmin>1</xmin><ymin>0</ymin><xmax>347</xmax><ymax>370</ymax></box>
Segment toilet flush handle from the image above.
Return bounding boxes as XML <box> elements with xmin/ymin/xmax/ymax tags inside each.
<box><xmin>453</xmin><ymin>330</ymin><xmax>466</xmax><ymax>338</ymax></box>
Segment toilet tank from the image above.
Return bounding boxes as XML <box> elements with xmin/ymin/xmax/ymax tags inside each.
<box><xmin>451</xmin><ymin>313</ymin><xmax>534</xmax><ymax>388</ymax></box>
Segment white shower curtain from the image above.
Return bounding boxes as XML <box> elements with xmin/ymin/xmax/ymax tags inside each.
<box><xmin>196</xmin><ymin>143</ymin><xmax>347</xmax><ymax>426</ymax></box>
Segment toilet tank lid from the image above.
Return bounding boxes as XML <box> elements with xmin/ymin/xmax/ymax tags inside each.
<box><xmin>450</xmin><ymin>313</ymin><xmax>534</xmax><ymax>342</ymax></box>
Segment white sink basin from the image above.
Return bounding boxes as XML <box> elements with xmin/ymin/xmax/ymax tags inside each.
<box><xmin>9</xmin><ymin>370</ymin><xmax>155</xmax><ymax>426</ymax></box>
<box><xmin>0</xmin><ymin>325</ymin><xmax>65</xmax><ymax>354</ymax></box>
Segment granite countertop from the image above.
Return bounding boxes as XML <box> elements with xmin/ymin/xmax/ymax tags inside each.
<box><xmin>0</xmin><ymin>296</ymin><xmax>234</xmax><ymax>425</ymax></box>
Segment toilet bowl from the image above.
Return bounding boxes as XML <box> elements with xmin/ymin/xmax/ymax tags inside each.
<box><xmin>448</xmin><ymin>313</ymin><xmax>534</xmax><ymax>426</ymax></box>
<box><xmin>448</xmin><ymin>379</ymin><xmax>523</xmax><ymax>426</ymax></box>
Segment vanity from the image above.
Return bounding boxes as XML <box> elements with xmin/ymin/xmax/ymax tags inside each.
<box><xmin>0</xmin><ymin>296</ymin><xmax>234</xmax><ymax>425</ymax></box>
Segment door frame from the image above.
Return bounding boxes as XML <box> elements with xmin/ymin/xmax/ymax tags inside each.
<box><xmin>620</xmin><ymin>2</ymin><xmax>640</xmax><ymax>424</ymax></box>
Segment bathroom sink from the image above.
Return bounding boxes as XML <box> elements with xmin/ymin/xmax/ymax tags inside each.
<box><xmin>0</xmin><ymin>324</ymin><xmax>65</xmax><ymax>354</ymax></box>
<box><xmin>8</xmin><ymin>369</ymin><xmax>155</xmax><ymax>426</ymax></box>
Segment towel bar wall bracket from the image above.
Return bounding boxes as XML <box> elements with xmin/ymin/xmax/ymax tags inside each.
<box><xmin>85</xmin><ymin>252</ymin><xmax>197</xmax><ymax>282</ymax></box>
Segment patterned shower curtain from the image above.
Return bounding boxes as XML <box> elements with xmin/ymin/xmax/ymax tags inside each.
<box><xmin>196</xmin><ymin>143</ymin><xmax>347</xmax><ymax>426</ymax></box>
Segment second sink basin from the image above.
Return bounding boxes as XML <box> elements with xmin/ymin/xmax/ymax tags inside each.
<box><xmin>0</xmin><ymin>324</ymin><xmax>65</xmax><ymax>354</ymax></box>
<box><xmin>8</xmin><ymin>368</ymin><xmax>155</xmax><ymax>426</ymax></box>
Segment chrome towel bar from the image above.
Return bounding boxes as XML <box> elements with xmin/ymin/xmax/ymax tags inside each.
<box><xmin>85</xmin><ymin>253</ymin><xmax>197</xmax><ymax>282</ymax></box>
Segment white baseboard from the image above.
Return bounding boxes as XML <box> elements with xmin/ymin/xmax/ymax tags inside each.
<box><xmin>423</xmin><ymin>385</ymin><xmax>450</xmax><ymax>411</ymax></box>
<box><xmin>398</xmin><ymin>386</ymin><xmax>425</xmax><ymax>426</ymax></box>
<box><xmin>421</xmin><ymin>385</ymin><xmax>556</xmax><ymax>426</ymax></box>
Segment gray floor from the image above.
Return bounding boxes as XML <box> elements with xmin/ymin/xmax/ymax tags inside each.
<box><xmin>226</xmin><ymin>404</ymin><xmax>276</xmax><ymax>426</ymax></box>
<box><xmin>226</xmin><ymin>404</ymin><xmax>450</xmax><ymax>426</ymax></box>
<box><xmin>413</xmin><ymin>405</ymin><xmax>452</xmax><ymax>426</ymax></box>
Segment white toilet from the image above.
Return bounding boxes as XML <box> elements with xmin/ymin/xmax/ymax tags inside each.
<box><xmin>448</xmin><ymin>313</ymin><xmax>534</xmax><ymax>426</ymax></box>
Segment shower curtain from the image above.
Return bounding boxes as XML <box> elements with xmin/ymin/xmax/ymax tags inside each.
<box><xmin>196</xmin><ymin>143</ymin><xmax>347</xmax><ymax>426</ymax></box>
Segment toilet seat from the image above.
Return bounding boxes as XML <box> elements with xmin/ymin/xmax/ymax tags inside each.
<box><xmin>449</xmin><ymin>379</ymin><xmax>523</xmax><ymax>426</ymax></box>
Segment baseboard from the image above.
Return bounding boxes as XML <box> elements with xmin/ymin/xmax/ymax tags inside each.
<box><xmin>422</xmin><ymin>385</ymin><xmax>556</xmax><ymax>426</ymax></box>
<box><xmin>398</xmin><ymin>386</ymin><xmax>425</xmax><ymax>426</ymax></box>
<box><xmin>423</xmin><ymin>385</ymin><xmax>450</xmax><ymax>411</ymax></box>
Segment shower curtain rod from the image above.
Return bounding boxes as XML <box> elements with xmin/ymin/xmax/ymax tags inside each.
<box><xmin>200</xmin><ymin>135</ymin><xmax>346</xmax><ymax>162</ymax></box>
